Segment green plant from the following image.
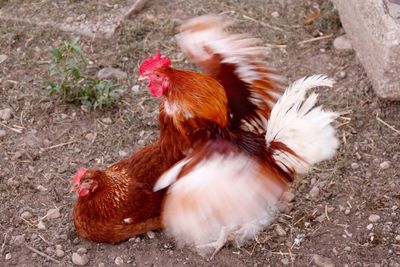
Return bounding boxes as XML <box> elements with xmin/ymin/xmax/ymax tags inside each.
<box><xmin>46</xmin><ymin>37</ymin><xmax>121</xmax><ymax>109</ymax></box>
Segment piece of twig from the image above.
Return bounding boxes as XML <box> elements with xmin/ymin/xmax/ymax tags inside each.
<box><xmin>242</xmin><ymin>15</ymin><xmax>285</xmax><ymax>32</ymax></box>
<box><xmin>0</xmin><ymin>122</ymin><xmax>23</xmax><ymax>133</ymax></box>
<box><xmin>376</xmin><ymin>115</ymin><xmax>400</xmax><ymax>135</ymax></box>
<box><xmin>25</xmin><ymin>244</ymin><xmax>60</xmax><ymax>264</ymax></box>
<box><xmin>43</xmin><ymin>140</ymin><xmax>77</xmax><ymax>151</ymax></box>
<box><xmin>297</xmin><ymin>34</ymin><xmax>333</xmax><ymax>45</ymax></box>
<box><xmin>125</xmin><ymin>0</ymin><xmax>150</xmax><ymax>19</ymax></box>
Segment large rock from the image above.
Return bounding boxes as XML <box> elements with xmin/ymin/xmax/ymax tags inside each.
<box><xmin>332</xmin><ymin>0</ymin><xmax>400</xmax><ymax>100</ymax></box>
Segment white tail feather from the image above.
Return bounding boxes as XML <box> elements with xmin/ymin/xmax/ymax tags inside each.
<box><xmin>153</xmin><ymin>158</ymin><xmax>191</xmax><ymax>192</ymax></box>
<box><xmin>266</xmin><ymin>75</ymin><xmax>339</xmax><ymax>174</ymax></box>
<box><xmin>161</xmin><ymin>153</ymin><xmax>286</xmax><ymax>253</ymax></box>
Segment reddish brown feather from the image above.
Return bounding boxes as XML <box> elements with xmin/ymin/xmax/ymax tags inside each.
<box><xmin>72</xmin><ymin>108</ymin><xmax>186</xmax><ymax>243</ymax></box>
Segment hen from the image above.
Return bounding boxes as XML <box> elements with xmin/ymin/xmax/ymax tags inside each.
<box><xmin>71</xmin><ymin>110</ymin><xmax>187</xmax><ymax>243</ymax></box>
<box><xmin>154</xmin><ymin>75</ymin><xmax>339</xmax><ymax>258</ymax></box>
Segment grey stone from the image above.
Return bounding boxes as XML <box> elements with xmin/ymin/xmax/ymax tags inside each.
<box><xmin>333</xmin><ymin>0</ymin><xmax>400</xmax><ymax>99</ymax></box>
<box><xmin>0</xmin><ymin>108</ymin><xmax>12</xmax><ymax>121</ymax></box>
<box><xmin>97</xmin><ymin>67</ymin><xmax>127</xmax><ymax>80</ymax></box>
<box><xmin>313</xmin><ymin>254</ymin><xmax>335</xmax><ymax>267</ymax></box>
<box><xmin>72</xmin><ymin>252</ymin><xmax>89</xmax><ymax>266</ymax></box>
<box><xmin>333</xmin><ymin>35</ymin><xmax>353</xmax><ymax>51</ymax></box>
<box><xmin>0</xmin><ymin>54</ymin><xmax>8</xmax><ymax>64</ymax></box>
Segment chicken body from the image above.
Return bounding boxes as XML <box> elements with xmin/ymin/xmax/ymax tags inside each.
<box><xmin>72</xmin><ymin>112</ymin><xmax>186</xmax><ymax>243</ymax></box>
<box><xmin>154</xmin><ymin>75</ymin><xmax>339</xmax><ymax>258</ymax></box>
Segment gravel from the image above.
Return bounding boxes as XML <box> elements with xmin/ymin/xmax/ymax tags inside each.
<box><xmin>367</xmin><ymin>224</ymin><xmax>374</xmax><ymax>230</ymax></box>
<box><xmin>115</xmin><ymin>256</ymin><xmax>124</xmax><ymax>265</ymax></box>
<box><xmin>0</xmin><ymin>129</ymin><xmax>6</xmax><ymax>138</ymax></box>
<box><xmin>20</xmin><ymin>211</ymin><xmax>33</xmax><ymax>220</ymax></box>
<box><xmin>333</xmin><ymin>34</ymin><xmax>353</xmax><ymax>51</ymax></box>
<box><xmin>72</xmin><ymin>252</ymin><xmax>89</xmax><ymax>266</ymax></box>
<box><xmin>369</xmin><ymin>214</ymin><xmax>381</xmax><ymax>222</ymax></box>
<box><xmin>380</xmin><ymin>161</ymin><xmax>391</xmax><ymax>170</ymax></box>
<box><xmin>309</xmin><ymin>186</ymin><xmax>320</xmax><ymax>200</ymax></box>
<box><xmin>313</xmin><ymin>254</ymin><xmax>335</xmax><ymax>267</ymax></box>
<box><xmin>13</xmin><ymin>234</ymin><xmax>25</xmax><ymax>246</ymax></box>
<box><xmin>5</xmin><ymin>253</ymin><xmax>12</xmax><ymax>260</ymax></box>
<box><xmin>46</xmin><ymin>208</ymin><xmax>61</xmax><ymax>219</ymax></box>
<box><xmin>147</xmin><ymin>231</ymin><xmax>155</xmax><ymax>239</ymax></box>
<box><xmin>97</xmin><ymin>67</ymin><xmax>127</xmax><ymax>80</ymax></box>
<box><xmin>37</xmin><ymin>220</ymin><xmax>46</xmax><ymax>230</ymax></box>
<box><xmin>0</xmin><ymin>108</ymin><xmax>13</xmax><ymax>121</ymax></box>
<box><xmin>56</xmin><ymin>249</ymin><xmax>65</xmax><ymax>258</ymax></box>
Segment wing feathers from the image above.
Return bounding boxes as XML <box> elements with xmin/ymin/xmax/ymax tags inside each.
<box><xmin>176</xmin><ymin>14</ymin><xmax>283</xmax><ymax>130</ymax></box>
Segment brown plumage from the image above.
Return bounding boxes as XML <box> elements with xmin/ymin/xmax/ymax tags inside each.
<box><xmin>71</xmin><ymin>111</ymin><xmax>186</xmax><ymax>243</ymax></box>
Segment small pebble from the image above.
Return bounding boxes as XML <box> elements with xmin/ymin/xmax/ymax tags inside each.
<box><xmin>367</xmin><ymin>223</ymin><xmax>374</xmax><ymax>230</ymax></box>
<box><xmin>0</xmin><ymin>108</ymin><xmax>13</xmax><ymax>121</ymax></box>
<box><xmin>271</xmin><ymin>11</ymin><xmax>280</xmax><ymax>18</ymax></box>
<box><xmin>344</xmin><ymin>246</ymin><xmax>351</xmax><ymax>252</ymax></box>
<box><xmin>72</xmin><ymin>252</ymin><xmax>89</xmax><ymax>266</ymax></box>
<box><xmin>369</xmin><ymin>214</ymin><xmax>380</xmax><ymax>222</ymax></box>
<box><xmin>147</xmin><ymin>231</ymin><xmax>155</xmax><ymax>239</ymax></box>
<box><xmin>309</xmin><ymin>186</ymin><xmax>320</xmax><ymax>200</ymax></box>
<box><xmin>85</xmin><ymin>133</ymin><xmax>96</xmax><ymax>142</ymax></box>
<box><xmin>281</xmin><ymin>258</ymin><xmax>289</xmax><ymax>265</ymax></box>
<box><xmin>65</xmin><ymin>17</ymin><xmax>74</xmax><ymax>23</ymax></box>
<box><xmin>45</xmin><ymin>247</ymin><xmax>55</xmax><ymax>254</ymax></box>
<box><xmin>333</xmin><ymin>34</ymin><xmax>353</xmax><ymax>51</ymax></box>
<box><xmin>282</xmin><ymin>190</ymin><xmax>295</xmax><ymax>202</ymax></box>
<box><xmin>0</xmin><ymin>129</ymin><xmax>6</xmax><ymax>138</ymax></box>
<box><xmin>119</xmin><ymin>150</ymin><xmax>128</xmax><ymax>157</ymax></box>
<box><xmin>46</xmin><ymin>208</ymin><xmax>61</xmax><ymax>219</ymax></box>
<box><xmin>395</xmin><ymin>235</ymin><xmax>400</xmax><ymax>241</ymax></box>
<box><xmin>275</xmin><ymin>224</ymin><xmax>286</xmax><ymax>236</ymax></box>
<box><xmin>98</xmin><ymin>263</ymin><xmax>105</xmax><ymax>267</ymax></box>
<box><xmin>55</xmin><ymin>244</ymin><xmax>63</xmax><ymax>250</ymax></box>
<box><xmin>131</xmin><ymin>85</ymin><xmax>140</xmax><ymax>93</ymax></box>
<box><xmin>37</xmin><ymin>220</ymin><xmax>46</xmax><ymax>230</ymax></box>
<box><xmin>135</xmin><ymin>237</ymin><xmax>141</xmax><ymax>243</ymax></box>
<box><xmin>336</xmin><ymin>71</ymin><xmax>347</xmax><ymax>80</ymax></box>
<box><xmin>72</xmin><ymin>237</ymin><xmax>81</xmax><ymax>245</ymax></box>
<box><xmin>101</xmin><ymin>117</ymin><xmax>112</xmax><ymax>124</ymax></box>
<box><xmin>13</xmin><ymin>234</ymin><xmax>25</xmax><ymax>246</ymax></box>
<box><xmin>77</xmin><ymin>247</ymin><xmax>87</xmax><ymax>254</ymax></box>
<box><xmin>37</xmin><ymin>185</ymin><xmax>47</xmax><ymax>192</ymax></box>
<box><xmin>0</xmin><ymin>54</ymin><xmax>8</xmax><ymax>64</ymax></box>
<box><xmin>313</xmin><ymin>254</ymin><xmax>335</xmax><ymax>267</ymax></box>
<box><xmin>96</xmin><ymin>67</ymin><xmax>127</xmax><ymax>80</ymax></box>
<box><xmin>21</xmin><ymin>211</ymin><xmax>32</xmax><ymax>220</ymax></box>
<box><xmin>379</xmin><ymin>161</ymin><xmax>390</xmax><ymax>170</ymax></box>
<box><xmin>115</xmin><ymin>256</ymin><xmax>124</xmax><ymax>265</ymax></box>
<box><xmin>56</xmin><ymin>249</ymin><xmax>65</xmax><ymax>258</ymax></box>
<box><xmin>5</xmin><ymin>253</ymin><xmax>11</xmax><ymax>260</ymax></box>
<box><xmin>350</xmin><ymin>163</ymin><xmax>359</xmax><ymax>170</ymax></box>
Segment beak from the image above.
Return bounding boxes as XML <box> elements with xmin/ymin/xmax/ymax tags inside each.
<box><xmin>138</xmin><ymin>75</ymin><xmax>147</xmax><ymax>81</ymax></box>
<box><xmin>70</xmin><ymin>184</ymin><xmax>79</xmax><ymax>193</ymax></box>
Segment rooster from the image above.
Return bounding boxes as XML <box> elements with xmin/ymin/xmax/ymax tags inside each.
<box><xmin>71</xmin><ymin>110</ymin><xmax>187</xmax><ymax>243</ymax></box>
<box><xmin>154</xmin><ymin>75</ymin><xmax>339</xmax><ymax>258</ymax></box>
<box><xmin>139</xmin><ymin>15</ymin><xmax>283</xmax><ymax>157</ymax></box>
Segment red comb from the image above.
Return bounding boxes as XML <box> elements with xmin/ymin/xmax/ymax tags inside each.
<box><xmin>139</xmin><ymin>51</ymin><xmax>171</xmax><ymax>75</ymax></box>
<box><xmin>72</xmin><ymin>168</ymin><xmax>87</xmax><ymax>185</ymax></box>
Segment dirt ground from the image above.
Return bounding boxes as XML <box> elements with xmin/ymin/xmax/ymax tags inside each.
<box><xmin>1</xmin><ymin>0</ymin><xmax>400</xmax><ymax>266</ymax></box>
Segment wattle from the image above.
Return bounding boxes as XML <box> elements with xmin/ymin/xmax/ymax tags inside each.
<box><xmin>149</xmin><ymin>84</ymin><xmax>163</xmax><ymax>98</ymax></box>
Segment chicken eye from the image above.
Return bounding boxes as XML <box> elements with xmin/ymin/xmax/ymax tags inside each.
<box><xmin>155</xmin><ymin>74</ymin><xmax>160</xmax><ymax>78</ymax></box>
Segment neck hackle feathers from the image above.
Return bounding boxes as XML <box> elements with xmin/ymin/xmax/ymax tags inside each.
<box><xmin>139</xmin><ymin>51</ymin><xmax>172</xmax><ymax>75</ymax></box>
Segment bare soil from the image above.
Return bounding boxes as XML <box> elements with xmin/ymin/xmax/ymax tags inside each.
<box><xmin>1</xmin><ymin>0</ymin><xmax>400</xmax><ymax>266</ymax></box>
